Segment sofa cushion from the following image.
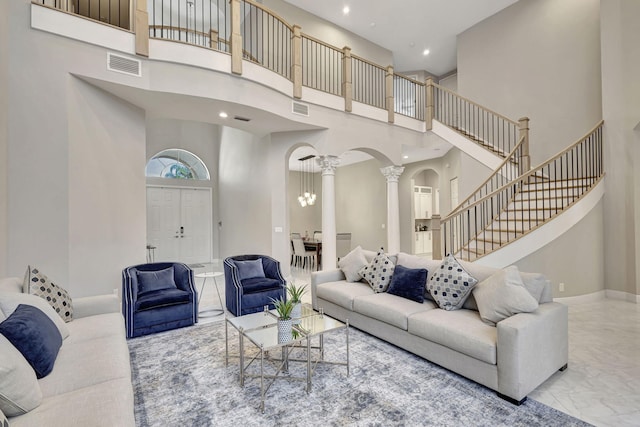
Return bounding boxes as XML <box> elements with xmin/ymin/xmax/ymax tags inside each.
<box><xmin>316</xmin><ymin>281</ymin><xmax>373</xmax><ymax>311</ymax></box>
<box><xmin>408</xmin><ymin>309</ymin><xmax>497</xmax><ymax>364</ymax></box>
<box><xmin>0</xmin><ymin>293</ymin><xmax>69</xmax><ymax>340</ymax></box>
<box><xmin>359</xmin><ymin>249</ymin><xmax>395</xmax><ymax>293</ymax></box>
<box><xmin>0</xmin><ymin>305</ymin><xmax>63</xmax><ymax>379</ymax></box>
<box><xmin>135</xmin><ymin>289</ymin><xmax>190</xmax><ymax>311</ymax></box>
<box><xmin>64</xmin><ymin>313</ymin><xmax>126</xmax><ymax>344</ymax></box>
<box><xmin>338</xmin><ymin>246</ymin><xmax>368</xmax><ymax>282</ymax></box>
<box><xmin>0</xmin><ymin>334</ymin><xmax>42</xmax><ymax>417</ymax></box>
<box><xmin>472</xmin><ymin>266</ymin><xmax>539</xmax><ymax>325</ymax></box>
<box><xmin>235</xmin><ymin>259</ymin><xmax>266</xmax><ymax>281</ymax></box>
<box><xmin>241</xmin><ymin>277</ymin><xmax>282</xmax><ymax>294</ymax></box>
<box><xmin>136</xmin><ymin>267</ymin><xmax>177</xmax><ymax>296</ymax></box>
<box><xmin>354</xmin><ymin>293</ymin><xmax>436</xmax><ymax>330</ymax></box>
<box><xmin>23</xmin><ymin>266</ymin><xmax>73</xmax><ymax>322</ymax></box>
<box><xmin>427</xmin><ymin>254</ymin><xmax>478</xmax><ymax>311</ymax></box>
<box><xmin>0</xmin><ymin>277</ymin><xmax>22</xmax><ymax>294</ymax></box>
<box><xmin>386</xmin><ymin>265</ymin><xmax>428</xmax><ymax>303</ymax></box>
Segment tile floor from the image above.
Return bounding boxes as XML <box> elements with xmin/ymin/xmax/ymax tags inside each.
<box><xmin>193</xmin><ymin>263</ymin><xmax>640</xmax><ymax>427</ymax></box>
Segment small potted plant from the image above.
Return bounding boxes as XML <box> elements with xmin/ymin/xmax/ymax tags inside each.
<box><xmin>288</xmin><ymin>283</ymin><xmax>307</xmax><ymax>324</ymax></box>
<box><xmin>270</xmin><ymin>296</ymin><xmax>295</xmax><ymax>342</ymax></box>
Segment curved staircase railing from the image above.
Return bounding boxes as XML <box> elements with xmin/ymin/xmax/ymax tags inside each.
<box><xmin>441</xmin><ymin>121</ymin><xmax>604</xmax><ymax>261</ymax></box>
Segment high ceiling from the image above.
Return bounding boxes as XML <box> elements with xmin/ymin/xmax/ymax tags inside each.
<box><xmin>282</xmin><ymin>0</ymin><xmax>518</xmax><ymax>76</ymax></box>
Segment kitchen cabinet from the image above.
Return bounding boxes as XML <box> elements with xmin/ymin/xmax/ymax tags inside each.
<box><xmin>414</xmin><ymin>186</ymin><xmax>433</xmax><ymax>219</ymax></box>
<box><xmin>414</xmin><ymin>231</ymin><xmax>432</xmax><ymax>254</ymax></box>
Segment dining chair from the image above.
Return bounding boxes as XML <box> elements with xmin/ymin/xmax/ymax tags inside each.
<box><xmin>292</xmin><ymin>235</ymin><xmax>316</xmax><ymax>269</ymax></box>
<box><xmin>336</xmin><ymin>232</ymin><xmax>352</xmax><ymax>261</ymax></box>
<box><xmin>313</xmin><ymin>231</ymin><xmax>323</xmax><ymax>241</ymax></box>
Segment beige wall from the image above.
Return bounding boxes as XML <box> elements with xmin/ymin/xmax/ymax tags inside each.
<box><xmin>263</xmin><ymin>0</ymin><xmax>393</xmax><ymax>67</ymax></box>
<box><xmin>0</xmin><ymin>0</ymin><xmax>7</xmax><ymax>277</ymax></box>
<box><xmin>457</xmin><ymin>0</ymin><xmax>602</xmax><ymax>164</ymax></box>
<box><xmin>600</xmin><ymin>0</ymin><xmax>640</xmax><ymax>296</ymax></box>
<box><xmin>457</xmin><ymin>0</ymin><xmax>606</xmax><ymax>297</ymax></box>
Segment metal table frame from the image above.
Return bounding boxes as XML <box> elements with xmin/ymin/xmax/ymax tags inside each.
<box><xmin>225</xmin><ymin>305</ymin><xmax>349</xmax><ymax>412</ymax></box>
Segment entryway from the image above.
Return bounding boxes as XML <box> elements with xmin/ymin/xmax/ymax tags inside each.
<box><xmin>146</xmin><ymin>186</ymin><xmax>212</xmax><ymax>264</ymax></box>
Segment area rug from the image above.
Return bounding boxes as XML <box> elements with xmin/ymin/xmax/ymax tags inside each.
<box><xmin>128</xmin><ymin>321</ymin><xmax>591</xmax><ymax>427</ymax></box>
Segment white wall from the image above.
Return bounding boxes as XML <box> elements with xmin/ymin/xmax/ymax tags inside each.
<box><xmin>600</xmin><ymin>0</ymin><xmax>640</xmax><ymax>296</ymax></box>
<box><xmin>67</xmin><ymin>78</ymin><xmax>146</xmax><ymax>296</ymax></box>
<box><xmin>457</xmin><ymin>0</ymin><xmax>602</xmax><ymax>164</ymax></box>
<box><xmin>218</xmin><ymin>127</ymin><xmax>272</xmax><ymax>259</ymax></box>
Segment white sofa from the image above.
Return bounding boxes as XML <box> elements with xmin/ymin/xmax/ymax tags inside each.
<box><xmin>311</xmin><ymin>252</ymin><xmax>568</xmax><ymax>404</ymax></box>
<box><xmin>0</xmin><ymin>277</ymin><xmax>135</xmax><ymax>426</ymax></box>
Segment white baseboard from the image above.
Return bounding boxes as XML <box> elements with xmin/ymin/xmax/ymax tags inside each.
<box><xmin>553</xmin><ymin>289</ymin><xmax>639</xmax><ymax>305</ymax></box>
<box><xmin>554</xmin><ymin>290</ymin><xmax>606</xmax><ymax>305</ymax></box>
<box><xmin>605</xmin><ymin>289</ymin><xmax>640</xmax><ymax>303</ymax></box>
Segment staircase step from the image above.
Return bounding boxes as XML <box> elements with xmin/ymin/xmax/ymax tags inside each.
<box><xmin>511</xmin><ymin>198</ymin><xmax>575</xmax><ymax>209</ymax></box>
<box><xmin>521</xmin><ymin>178</ymin><xmax>596</xmax><ymax>191</ymax></box>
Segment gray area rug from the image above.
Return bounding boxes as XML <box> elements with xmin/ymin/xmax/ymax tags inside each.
<box><xmin>128</xmin><ymin>320</ymin><xmax>591</xmax><ymax>427</ymax></box>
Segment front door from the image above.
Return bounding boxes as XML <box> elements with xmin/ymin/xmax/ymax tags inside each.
<box><xmin>147</xmin><ymin>187</ymin><xmax>212</xmax><ymax>264</ymax></box>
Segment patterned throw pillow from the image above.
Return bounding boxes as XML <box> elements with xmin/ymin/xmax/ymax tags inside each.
<box><xmin>359</xmin><ymin>248</ymin><xmax>395</xmax><ymax>293</ymax></box>
<box><xmin>24</xmin><ymin>266</ymin><xmax>73</xmax><ymax>322</ymax></box>
<box><xmin>426</xmin><ymin>254</ymin><xmax>478</xmax><ymax>311</ymax></box>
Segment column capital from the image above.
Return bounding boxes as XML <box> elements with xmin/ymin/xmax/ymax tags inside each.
<box><xmin>380</xmin><ymin>165</ymin><xmax>405</xmax><ymax>183</ymax></box>
<box><xmin>316</xmin><ymin>155</ymin><xmax>340</xmax><ymax>175</ymax></box>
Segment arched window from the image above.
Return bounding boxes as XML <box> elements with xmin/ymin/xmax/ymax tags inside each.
<box><xmin>145</xmin><ymin>149</ymin><xmax>210</xmax><ymax>180</ymax></box>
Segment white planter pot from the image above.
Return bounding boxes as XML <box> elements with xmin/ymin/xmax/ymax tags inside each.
<box><xmin>291</xmin><ymin>302</ymin><xmax>302</xmax><ymax>324</ymax></box>
<box><xmin>277</xmin><ymin>318</ymin><xmax>293</xmax><ymax>343</ymax></box>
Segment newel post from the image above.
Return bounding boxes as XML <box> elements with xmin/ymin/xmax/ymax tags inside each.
<box><xmin>210</xmin><ymin>29</ymin><xmax>219</xmax><ymax>49</ymax></box>
<box><xmin>430</xmin><ymin>214</ymin><xmax>442</xmax><ymax>260</ymax></box>
<box><xmin>342</xmin><ymin>46</ymin><xmax>353</xmax><ymax>112</ymax></box>
<box><xmin>135</xmin><ymin>0</ymin><xmax>149</xmax><ymax>57</ymax></box>
<box><xmin>230</xmin><ymin>0</ymin><xmax>243</xmax><ymax>75</ymax></box>
<box><xmin>292</xmin><ymin>25</ymin><xmax>303</xmax><ymax>99</ymax></box>
<box><xmin>386</xmin><ymin>65</ymin><xmax>394</xmax><ymax>123</ymax></box>
<box><xmin>425</xmin><ymin>77</ymin><xmax>434</xmax><ymax>130</ymax></box>
<box><xmin>518</xmin><ymin>117</ymin><xmax>530</xmax><ymax>175</ymax></box>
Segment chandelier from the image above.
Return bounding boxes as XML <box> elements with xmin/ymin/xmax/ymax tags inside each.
<box><xmin>297</xmin><ymin>155</ymin><xmax>317</xmax><ymax>207</ymax></box>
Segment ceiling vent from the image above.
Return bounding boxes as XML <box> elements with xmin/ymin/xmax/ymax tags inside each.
<box><xmin>107</xmin><ymin>53</ymin><xmax>141</xmax><ymax>77</ymax></box>
<box><xmin>234</xmin><ymin>116</ymin><xmax>251</xmax><ymax>122</ymax></box>
<box><xmin>292</xmin><ymin>101</ymin><xmax>309</xmax><ymax>116</ymax></box>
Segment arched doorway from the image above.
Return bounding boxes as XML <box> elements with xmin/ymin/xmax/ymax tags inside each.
<box><xmin>411</xmin><ymin>168</ymin><xmax>440</xmax><ymax>258</ymax></box>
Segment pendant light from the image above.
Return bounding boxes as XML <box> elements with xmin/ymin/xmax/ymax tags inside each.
<box><xmin>297</xmin><ymin>155</ymin><xmax>316</xmax><ymax>207</ymax></box>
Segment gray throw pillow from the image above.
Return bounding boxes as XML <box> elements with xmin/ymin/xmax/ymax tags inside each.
<box><xmin>472</xmin><ymin>265</ymin><xmax>539</xmax><ymax>325</ymax></box>
<box><xmin>338</xmin><ymin>246</ymin><xmax>369</xmax><ymax>282</ymax></box>
<box><xmin>359</xmin><ymin>248</ymin><xmax>395</xmax><ymax>293</ymax></box>
<box><xmin>235</xmin><ymin>259</ymin><xmax>265</xmax><ymax>281</ymax></box>
<box><xmin>426</xmin><ymin>254</ymin><xmax>478</xmax><ymax>311</ymax></box>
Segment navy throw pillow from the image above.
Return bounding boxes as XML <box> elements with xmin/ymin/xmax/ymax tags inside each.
<box><xmin>137</xmin><ymin>267</ymin><xmax>177</xmax><ymax>295</ymax></box>
<box><xmin>235</xmin><ymin>259</ymin><xmax>266</xmax><ymax>281</ymax></box>
<box><xmin>0</xmin><ymin>304</ymin><xmax>63</xmax><ymax>378</ymax></box>
<box><xmin>386</xmin><ymin>265</ymin><xmax>428</xmax><ymax>303</ymax></box>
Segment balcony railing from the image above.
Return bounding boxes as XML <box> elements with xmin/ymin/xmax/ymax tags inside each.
<box><xmin>301</xmin><ymin>34</ymin><xmax>343</xmax><ymax>96</ymax></box>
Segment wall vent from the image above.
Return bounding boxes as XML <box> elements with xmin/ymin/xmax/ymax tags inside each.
<box><xmin>234</xmin><ymin>116</ymin><xmax>251</xmax><ymax>122</ymax></box>
<box><xmin>107</xmin><ymin>53</ymin><xmax>141</xmax><ymax>77</ymax></box>
<box><xmin>292</xmin><ymin>101</ymin><xmax>309</xmax><ymax>116</ymax></box>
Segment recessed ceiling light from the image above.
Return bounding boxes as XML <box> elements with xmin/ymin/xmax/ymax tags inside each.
<box><xmin>219</xmin><ymin>112</ymin><xmax>228</xmax><ymax>118</ymax></box>
<box><xmin>423</xmin><ymin>49</ymin><xmax>430</xmax><ymax>56</ymax></box>
<box><xmin>343</xmin><ymin>6</ymin><xmax>350</xmax><ymax>15</ymax></box>
<box><xmin>403</xmin><ymin>155</ymin><xmax>409</xmax><ymax>159</ymax></box>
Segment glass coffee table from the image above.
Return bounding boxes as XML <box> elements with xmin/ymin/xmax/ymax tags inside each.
<box><xmin>225</xmin><ymin>304</ymin><xmax>349</xmax><ymax>412</ymax></box>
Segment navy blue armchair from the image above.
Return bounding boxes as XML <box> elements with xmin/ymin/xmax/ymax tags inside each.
<box><xmin>122</xmin><ymin>262</ymin><xmax>198</xmax><ymax>338</ymax></box>
<box><xmin>224</xmin><ymin>255</ymin><xmax>286</xmax><ymax>316</ymax></box>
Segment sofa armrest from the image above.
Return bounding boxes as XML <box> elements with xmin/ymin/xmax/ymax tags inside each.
<box><xmin>496</xmin><ymin>302</ymin><xmax>568</xmax><ymax>402</ymax></box>
<box><xmin>73</xmin><ymin>294</ymin><xmax>120</xmax><ymax>319</ymax></box>
<box><xmin>310</xmin><ymin>269</ymin><xmax>346</xmax><ymax>309</ymax></box>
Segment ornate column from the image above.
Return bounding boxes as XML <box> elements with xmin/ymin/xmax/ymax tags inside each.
<box><xmin>317</xmin><ymin>155</ymin><xmax>340</xmax><ymax>270</ymax></box>
<box><xmin>381</xmin><ymin>165</ymin><xmax>405</xmax><ymax>254</ymax></box>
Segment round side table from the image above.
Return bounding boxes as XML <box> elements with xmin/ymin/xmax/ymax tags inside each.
<box><xmin>195</xmin><ymin>271</ymin><xmax>225</xmax><ymax>317</ymax></box>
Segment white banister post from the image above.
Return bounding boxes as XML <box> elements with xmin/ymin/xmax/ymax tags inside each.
<box><xmin>381</xmin><ymin>165</ymin><xmax>404</xmax><ymax>254</ymax></box>
<box><xmin>317</xmin><ymin>155</ymin><xmax>341</xmax><ymax>270</ymax></box>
